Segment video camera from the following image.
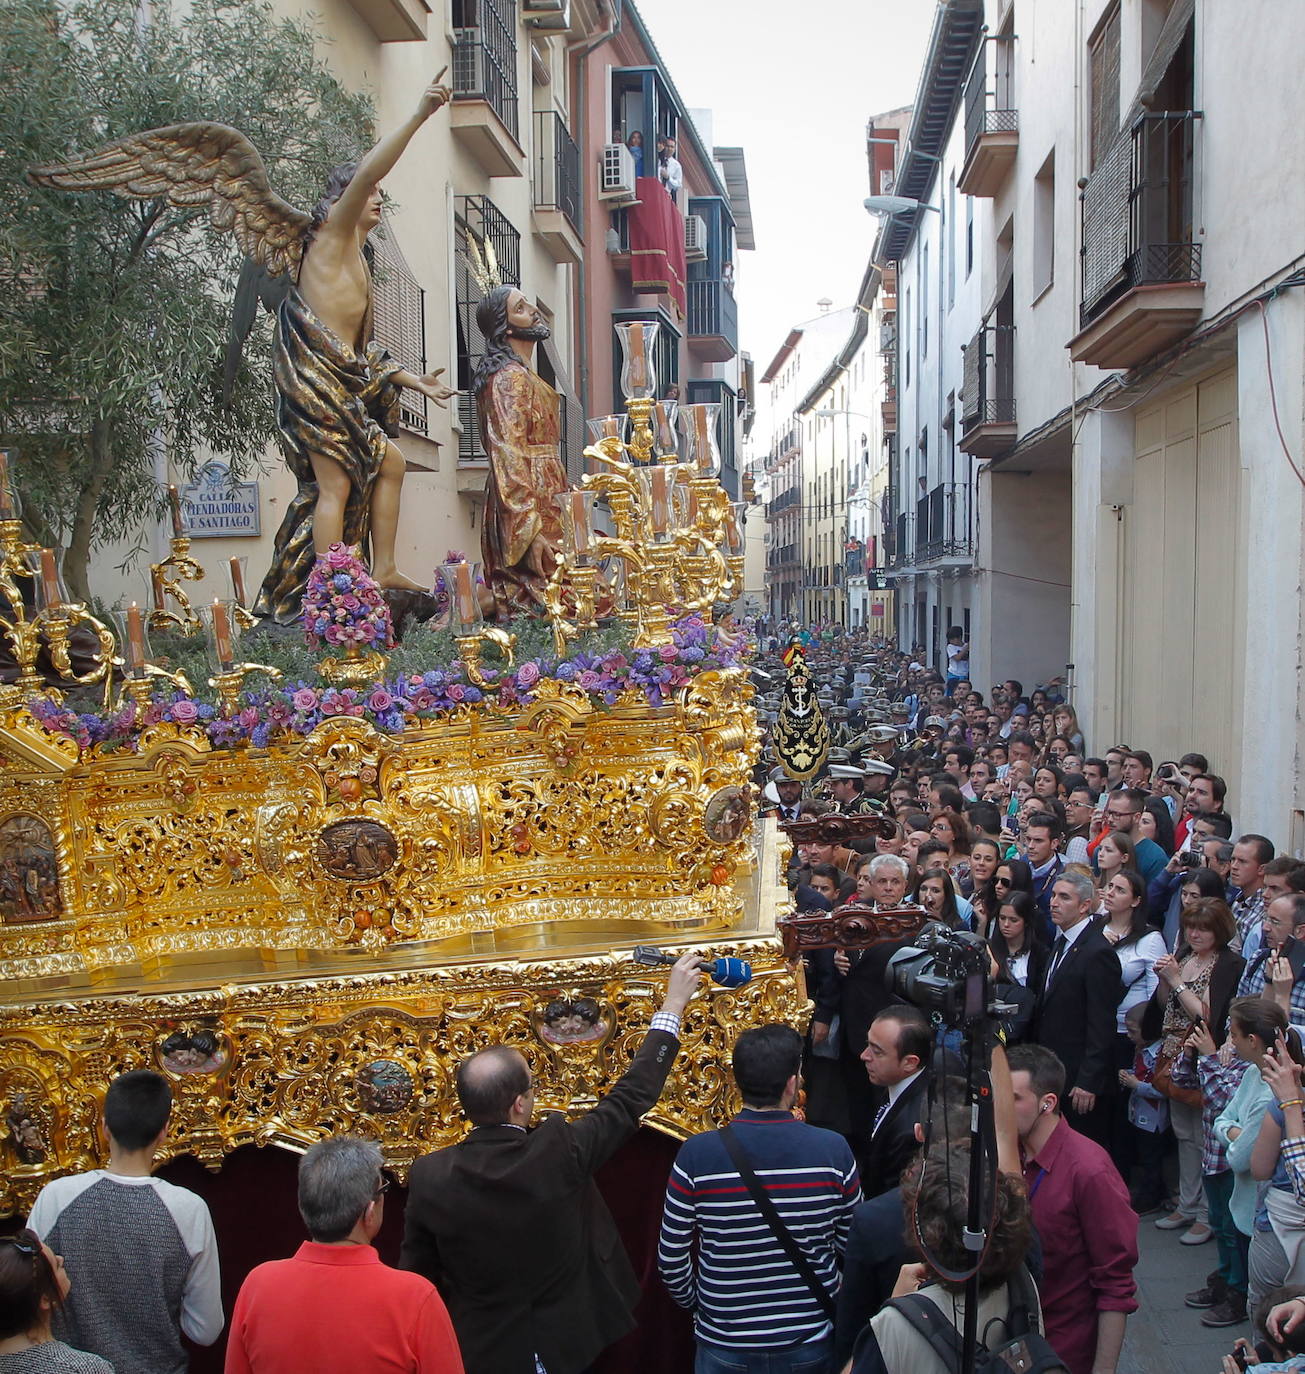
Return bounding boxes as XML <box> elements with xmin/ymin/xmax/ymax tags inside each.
<box><xmin>886</xmin><ymin>927</ymin><xmax>1000</xmax><ymax>1032</ymax></box>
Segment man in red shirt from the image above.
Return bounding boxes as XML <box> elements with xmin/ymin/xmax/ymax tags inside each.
<box><xmin>225</xmin><ymin>1136</ymin><xmax>462</xmax><ymax>1374</ymax></box>
<box><xmin>1008</xmin><ymin>1045</ymin><xmax>1138</xmax><ymax>1374</ymax></box>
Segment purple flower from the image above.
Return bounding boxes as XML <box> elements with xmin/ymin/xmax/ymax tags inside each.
<box><xmin>367</xmin><ymin>689</ymin><xmax>394</xmax><ymax>713</ymax></box>
<box><xmin>251</xmin><ymin>723</ymin><xmax>271</xmax><ymax>748</ymax></box>
<box><xmin>554</xmin><ymin>662</ymin><xmax>578</xmax><ymax>682</ymax></box>
<box><xmin>517</xmin><ymin>662</ymin><xmax>541</xmax><ymax>688</ymax></box>
<box><xmin>447</xmin><ymin>683</ymin><xmax>465</xmax><ymax>702</ymax></box>
<box><xmin>578</xmin><ymin>670</ymin><xmax>601</xmax><ymax>691</ymax></box>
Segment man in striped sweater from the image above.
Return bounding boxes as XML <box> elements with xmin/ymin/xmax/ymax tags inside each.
<box><xmin>658</xmin><ymin>1024</ymin><xmax>861</xmax><ymax>1373</ymax></box>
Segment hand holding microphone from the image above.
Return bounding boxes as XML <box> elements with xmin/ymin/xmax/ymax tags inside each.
<box><xmin>634</xmin><ymin>946</ymin><xmax>753</xmax><ymax>990</ymax></box>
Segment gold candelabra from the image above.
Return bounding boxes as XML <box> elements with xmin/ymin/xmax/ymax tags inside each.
<box><xmin>542</xmin><ymin>396</ymin><xmax>741</xmax><ymax>654</ymax></box>
<box><xmin>148</xmin><ymin>535</ymin><xmax>205</xmax><ymax>636</ymax></box>
<box><xmin>0</xmin><ymin>522</ymin><xmax>117</xmax><ymax>710</ymax></box>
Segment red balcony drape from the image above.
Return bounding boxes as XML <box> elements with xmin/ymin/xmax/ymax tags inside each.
<box><xmin>627</xmin><ymin>177</ymin><xmax>686</xmax><ymax>318</ymax></box>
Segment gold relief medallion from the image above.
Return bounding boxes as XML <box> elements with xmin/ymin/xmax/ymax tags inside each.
<box><xmin>703</xmin><ymin>785</ymin><xmax>750</xmax><ymax>845</ymax></box>
<box><xmin>0</xmin><ymin>813</ymin><xmax>61</xmax><ymax>923</ymax></box>
<box><xmin>356</xmin><ymin>1059</ymin><xmax>416</xmax><ymax>1115</ymax></box>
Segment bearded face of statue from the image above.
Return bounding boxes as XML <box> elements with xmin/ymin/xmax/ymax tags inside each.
<box><xmin>505</xmin><ymin>288</ymin><xmax>551</xmax><ymax>343</ymax></box>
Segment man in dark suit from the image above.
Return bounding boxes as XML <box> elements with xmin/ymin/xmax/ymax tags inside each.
<box><xmin>399</xmin><ymin>952</ymin><xmax>701</xmax><ymax>1374</ymax></box>
<box><xmin>1032</xmin><ymin>869</ymin><xmax>1122</xmax><ymax>1144</ymax></box>
<box><xmin>857</xmin><ymin>1005</ymin><xmax>931</xmax><ymax>1197</ymax></box>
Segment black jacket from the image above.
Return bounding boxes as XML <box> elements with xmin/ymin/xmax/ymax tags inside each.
<box><xmin>399</xmin><ymin>1028</ymin><xmax>679</xmax><ymax>1374</ymax></box>
<box><xmin>1032</xmin><ymin>923</ymin><xmax>1122</xmax><ymax>1098</ymax></box>
<box><xmin>858</xmin><ymin>1071</ymin><xmax>930</xmax><ymax>1198</ymax></box>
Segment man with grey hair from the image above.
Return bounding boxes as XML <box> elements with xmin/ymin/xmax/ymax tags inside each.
<box><xmin>226</xmin><ymin>1136</ymin><xmax>462</xmax><ymax>1373</ymax></box>
<box><xmin>400</xmin><ymin>952</ymin><xmax>702</xmax><ymax>1374</ymax></box>
<box><xmin>1031</xmin><ymin>869</ymin><xmax>1122</xmax><ymax>1145</ymax></box>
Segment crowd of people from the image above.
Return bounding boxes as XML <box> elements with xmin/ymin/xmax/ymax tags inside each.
<box><xmin>4</xmin><ymin>625</ymin><xmax>1305</xmax><ymax>1374</ymax></box>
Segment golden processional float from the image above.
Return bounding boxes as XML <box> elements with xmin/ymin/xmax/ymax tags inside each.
<box><xmin>0</xmin><ymin>328</ymin><xmax>806</xmax><ymax>1216</ymax></box>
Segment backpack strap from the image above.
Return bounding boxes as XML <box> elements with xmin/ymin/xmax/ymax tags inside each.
<box><xmin>716</xmin><ymin>1125</ymin><xmax>837</xmax><ymax>1321</ymax></box>
<box><xmin>882</xmin><ymin>1293</ymin><xmax>966</xmax><ymax>1373</ymax></box>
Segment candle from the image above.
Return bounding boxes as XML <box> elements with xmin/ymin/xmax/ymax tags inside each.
<box><xmin>652</xmin><ymin>402</ymin><xmax>677</xmax><ymax>455</ymax></box>
<box><xmin>569</xmin><ymin>491</ymin><xmax>591</xmax><ymax>555</ymax></box>
<box><xmin>684</xmin><ymin>488</ymin><xmax>699</xmax><ymax>527</ymax></box>
<box><xmin>229</xmin><ymin>557</ymin><xmax>247</xmax><ymax>607</ymax></box>
<box><xmin>453</xmin><ymin>562</ymin><xmax>475</xmax><ymax>624</ymax></box>
<box><xmin>692</xmin><ymin>408</ymin><xmax>711</xmax><ymax>471</ymax></box>
<box><xmin>39</xmin><ymin>549</ymin><xmax>61</xmax><ymax>608</ymax></box>
<box><xmin>649</xmin><ymin>466</ymin><xmax>670</xmax><ymax>534</ymax></box>
<box><xmin>212</xmin><ymin>600</ymin><xmax>233</xmax><ymax>669</ymax></box>
<box><xmin>151</xmin><ymin>568</ymin><xmax>165</xmax><ymax>610</ymax></box>
<box><xmin>126</xmin><ymin>603</ymin><xmax>146</xmax><ymax>675</ymax></box>
<box><xmin>0</xmin><ymin>449</ymin><xmax>12</xmax><ymax>519</ymax></box>
<box><xmin>167</xmin><ymin>484</ymin><xmax>184</xmax><ymax>538</ymax></box>
<box><xmin>627</xmin><ymin>323</ymin><xmax>648</xmax><ymax>392</ymax></box>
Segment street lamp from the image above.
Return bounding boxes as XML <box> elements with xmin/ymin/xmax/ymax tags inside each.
<box><xmin>863</xmin><ymin>195</ymin><xmax>941</xmax><ymax>217</ymax></box>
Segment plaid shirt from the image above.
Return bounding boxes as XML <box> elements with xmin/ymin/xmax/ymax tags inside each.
<box><xmin>1197</xmin><ymin>1053</ymin><xmax>1249</xmax><ymax>1175</ymax></box>
<box><xmin>1234</xmin><ymin>890</ymin><xmax>1267</xmax><ymax>958</ymax></box>
<box><xmin>1281</xmin><ymin>1136</ymin><xmax>1305</xmax><ymax>1209</ymax></box>
<box><xmin>1238</xmin><ymin>954</ymin><xmax>1305</xmax><ymax>1023</ymax></box>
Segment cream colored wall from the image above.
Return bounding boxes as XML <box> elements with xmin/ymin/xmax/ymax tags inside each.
<box><xmin>84</xmin><ymin>0</ymin><xmax>580</xmax><ymax>613</ymax></box>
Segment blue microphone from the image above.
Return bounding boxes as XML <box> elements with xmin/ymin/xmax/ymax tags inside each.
<box><xmin>633</xmin><ymin>946</ymin><xmax>753</xmax><ymax>989</ymax></box>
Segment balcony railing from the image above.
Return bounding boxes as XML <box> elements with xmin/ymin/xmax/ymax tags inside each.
<box><xmin>916</xmin><ymin>483</ymin><xmax>974</xmax><ymax>563</ymax></box>
<box><xmin>886</xmin><ymin>511</ymin><xmax>914</xmax><ymax>571</ymax></box>
<box><xmin>960</xmin><ymin>323</ymin><xmax>1016</xmax><ymax>455</ymax></box>
<box><xmin>533</xmin><ymin>110</ymin><xmax>581</xmax><ymax>232</ymax></box>
<box><xmin>687</xmin><ymin>279</ymin><xmax>739</xmax><ymax>357</ymax></box>
<box><xmin>961</xmin><ymin>37</ymin><xmax>1019</xmax><ymax>196</ymax></box>
<box><xmin>452</xmin><ymin>0</ymin><xmax>519</xmax><ymax>141</ymax></box>
<box><xmin>1080</xmin><ymin>111</ymin><xmax>1201</xmax><ymax>329</ymax></box>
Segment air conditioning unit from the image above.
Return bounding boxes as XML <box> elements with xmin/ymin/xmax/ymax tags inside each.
<box><xmin>524</xmin><ymin>0</ymin><xmax>571</xmax><ymax>30</ymax></box>
<box><xmin>599</xmin><ymin>143</ymin><xmax>636</xmax><ymax>201</ymax></box>
<box><xmin>684</xmin><ymin>214</ymin><xmax>708</xmax><ymax>262</ymax></box>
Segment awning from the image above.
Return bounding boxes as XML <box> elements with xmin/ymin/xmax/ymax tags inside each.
<box><xmin>1128</xmin><ymin>0</ymin><xmax>1194</xmax><ymax>120</ymax></box>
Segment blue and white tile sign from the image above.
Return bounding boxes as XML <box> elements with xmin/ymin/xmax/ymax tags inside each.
<box><xmin>181</xmin><ymin>462</ymin><xmax>261</xmax><ymax>539</ymax></box>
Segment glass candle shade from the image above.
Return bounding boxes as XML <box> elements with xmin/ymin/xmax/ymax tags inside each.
<box><xmin>228</xmin><ymin>557</ymin><xmax>250</xmax><ymax>608</ymax></box>
<box><xmin>678</xmin><ymin>403</ymin><xmax>722</xmax><ymax>476</ymax></box>
<box><xmin>650</xmin><ymin>401</ymin><xmax>679</xmax><ymax>459</ymax></box>
<box><xmin>111</xmin><ymin>600</ymin><xmax>152</xmax><ymax>678</ymax></box>
<box><xmin>165</xmin><ymin>484</ymin><xmax>186</xmax><ymax>538</ymax></box>
<box><xmin>586</xmin><ymin>415</ymin><xmax>629</xmax><ymax>450</ymax></box>
<box><xmin>201</xmin><ymin>599</ymin><xmax>239</xmax><ymax>672</ymax></box>
<box><xmin>615</xmin><ymin>320</ymin><xmax>659</xmax><ymax>400</ymax></box>
<box><xmin>439</xmin><ymin>559</ymin><xmax>483</xmax><ymax>634</ymax></box>
<box><xmin>671</xmin><ymin>470</ymin><xmax>699</xmax><ymax>530</ymax></box>
<box><xmin>636</xmin><ymin>464</ymin><xmax>673</xmax><ymax>540</ymax></box>
<box><xmin>23</xmin><ymin>549</ymin><xmax>66</xmax><ymax>611</ymax></box>
<box><xmin>725</xmin><ymin>502</ymin><xmax>747</xmax><ymax>554</ymax></box>
<box><xmin>555</xmin><ymin>490</ymin><xmax>596</xmax><ymax>561</ymax></box>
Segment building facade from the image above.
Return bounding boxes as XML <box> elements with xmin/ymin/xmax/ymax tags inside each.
<box><xmin>882</xmin><ymin>0</ymin><xmax>1305</xmax><ymax>839</ymax></box>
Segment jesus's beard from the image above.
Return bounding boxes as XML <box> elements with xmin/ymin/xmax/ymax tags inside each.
<box><xmin>507</xmin><ymin>321</ymin><xmax>552</xmax><ymax>343</ymax></box>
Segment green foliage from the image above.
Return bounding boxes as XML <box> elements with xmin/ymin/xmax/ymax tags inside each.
<box><xmin>0</xmin><ymin>0</ymin><xmax>374</xmax><ymax>595</ymax></box>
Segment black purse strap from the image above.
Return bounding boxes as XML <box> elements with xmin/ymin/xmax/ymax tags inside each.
<box><xmin>717</xmin><ymin>1124</ymin><xmax>837</xmax><ymax>1321</ymax></box>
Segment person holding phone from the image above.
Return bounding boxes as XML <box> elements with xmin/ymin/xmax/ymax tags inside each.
<box><xmin>1242</xmin><ymin>897</ymin><xmax>1305</xmax><ymax>1010</ymax></box>
<box><xmin>1249</xmin><ymin>1029</ymin><xmax>1305</xmax><ymax>1338</ymax></box>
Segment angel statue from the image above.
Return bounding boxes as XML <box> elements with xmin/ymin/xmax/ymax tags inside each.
<box><xmin>29</xmin><ymin>72</ymin><xmax>458</xmax><ymax>624</ymax></box>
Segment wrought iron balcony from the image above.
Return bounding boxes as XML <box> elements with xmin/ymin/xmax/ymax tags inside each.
<box><xmin>1071</xmin><ymin>111</ymin><xmax>1204</xmax><ymax>367</ymax></box>
<box><xmin>687</xmin><ymin>279</ymin><xmax>739</xmax><ymax>362</ymax></box>
<box><xmin>886</xmin><ymin>511</ymin><xmax>914</xmax><ymax>571</ymax></box>
<box><xmin>959</xmin><ymin>324</ymin><xmax>1016</xmax><ymax>457</ymax></box>
<box><xmin>916</xmin><ymin>483</ymin><xmax>974</xmax><ymax>564</ymax></box>
<box><xmin>451</xmin><ymin>0</ymin><xmax>522</xmax><ymax>175</ymax></box>
<box><xmin>532</xmin><ymin>111</ymin><xmax>582</xmax><ymax>262</ymax></box>
<box><xmin>959</xmin><ymin>38</ymin><xmax>1019</xmax><ymax>197</ymax></box>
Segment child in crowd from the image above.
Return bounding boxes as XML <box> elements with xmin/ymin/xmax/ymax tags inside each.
<box><xmin>1118</xmin><ymin>1002</ymin><xmax>1169</xmax><ymax>1214</ymax></box>
<box><xmin>1223</xmin><ymin>1287</ymin><xmax>1305</xmax><ymax>1371</ymax></box>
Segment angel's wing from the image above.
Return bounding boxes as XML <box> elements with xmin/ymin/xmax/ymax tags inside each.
<box><xmin>29</xmin><ymin>122</ymin><xmax>310</xmax><ymax>277</ymax></box>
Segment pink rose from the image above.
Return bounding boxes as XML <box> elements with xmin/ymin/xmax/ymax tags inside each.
<box><xmin>578</xmin><ymin>670</ymin><xmax>601</xmax><ymax>691</ymax></box>
<box><xmin>238</xmin><ymin>707</ymin><xmax>259</xmax><ymax>731</ymax></box>
<box><xmin>517</xmin><ymin>662</ymin><xmax>540</xmax><ymax>688</ymax></box>
<box><xmin>447</xmin><ymin>683</ymin><xmax>465</xmax><ymax>702</ymax></box>
<box><xmin>292</xmin><ymin>688</ymin><xmax>318</xmax><ymax>711</ymax></box>
<box><xmin>170</xmin><ymin>699</ymin><xmax>199</xmax><ymax>724</ymax></box>
<box><xmin>367</xmin><ymin>689</ymin><xmax>394</xmax><ymax>712</ymax></box>
<box><xmin>659</xmin><ymin>643</ymin><xmax>678</xmax><ymax>661</ymax></box>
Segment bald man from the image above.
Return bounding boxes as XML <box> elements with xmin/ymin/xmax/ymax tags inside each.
<box><xmin>400</xmin><ymin>953</ymin><xmax>701</xmax><ymax>1374</ymax></box>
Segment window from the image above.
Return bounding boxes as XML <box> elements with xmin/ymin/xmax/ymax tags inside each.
<box><xmin>452</xmin><ymin>0</ymin><xmax>520</xmax><ymax>139</ymax></box>
<box><xmin>1088</xmin><ymin>4</ymin><xmax>1121</xmax><ymax>171</ymax></box>
<box><xmin>921</xmin><ymin>243</ymin><xmax>929</xmax><ymax>358</ymax></box>
<box><xmin>371</xmin><ymin>224</ymin><xmax>428</xmax><ymax>436</ymax></box>
<box><xmin>1033</xmin><ymin>149</ymin><xmax>1055</xmax><ymax>296</ymax></box>
<box><xmin>454</xmin><ymin>195</ymin><xmax>521</xmax><ymax>462</ymax></box>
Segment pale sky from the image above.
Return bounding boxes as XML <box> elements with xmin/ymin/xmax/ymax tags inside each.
<box><xmin>634</xmin><ymin>0</ymin><xmax>936</xmax><ymax>380</ymax></box>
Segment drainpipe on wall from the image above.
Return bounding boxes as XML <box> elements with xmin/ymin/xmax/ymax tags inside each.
<box><xmin>567</xmin><ymin>0</ymin><xmax>621</xmax><ymax>418</ymax></box>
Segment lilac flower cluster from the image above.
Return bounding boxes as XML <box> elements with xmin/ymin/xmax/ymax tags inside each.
<box><xmin>302</xmin><ymin>543</ymin><xmax>394</xmax><ymax>652</ymax></box>
<box><xmin>24</xmin><ymin>615</ymin><xmax>749</xmax><ymax>756</ymax></box>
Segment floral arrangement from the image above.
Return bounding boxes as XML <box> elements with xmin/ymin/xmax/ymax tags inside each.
<box><xmin>302</xmin><ymin>543</ymin><xmax>394</xmax><ymax>652</ymax></box>
<box><xmin>25</xmin><ymin>616</ymin><xmax>750</xmax><ymax>756</ymax></box>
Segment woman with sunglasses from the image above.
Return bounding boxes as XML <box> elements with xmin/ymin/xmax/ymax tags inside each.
<box><xmin>0</xmin><ymin>1230</ymin><xmax>110</xmax><ymax>1371</ymax></box>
